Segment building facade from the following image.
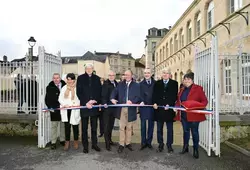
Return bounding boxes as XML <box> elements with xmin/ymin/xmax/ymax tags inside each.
<box><xmin>62</xmin><ymin>51</ymin><xmax>140</xmax><ymax>80</ymax></box>
<box><xmin>155</xmin><ymin>0</ymin><xmax>250</xmax><ymax>86</ymax></box>
<box><xmin>144</xmin><ymin>27</ymin><xmax>169</xmax><ymax>75</ymax></box>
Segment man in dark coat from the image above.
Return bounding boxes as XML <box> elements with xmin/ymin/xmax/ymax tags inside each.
<box><xmin>27</xmin><ymin>76</ymin><xmax>38</xmax><ymax>114</ymax></box>
<box><xmin>153</xmin><ymin>69</ymin><xmax>178</xmax><ymax>153</ymax></box>
<box><xmin>14</xmin><ymin>74</ymin><xmax>26</xmax><ymax>114</ymax></box>
<box><xmin>101</xmin><ymin>70</ymin><xmax>118</xmax><ymax>151</ymax></box>
<box><xmin>45</xmin><ymin>73</ymin><xmax>66</xmax><ymax>150</ymax></box>
<box><xmin>110</xmin><ymin>70</ymin><xmax>141</xmax><ymax>153</ymax></box>
<box><xmin>76</xmin><ymin>63</ymin><xmax>102</xmax><ymax>153</ymax></box>
<box><xmin>139</xmin><ymin>68</ymin><xmax>155</xmax><ymax>150</ymax></box>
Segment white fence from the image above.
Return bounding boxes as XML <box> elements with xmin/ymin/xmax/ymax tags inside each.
<box><xmin>0</xmin><ymin>58</ymin><xmax>39</xmax><ymax>114</ymax></box>
<box><xmin>38</xmin><ymin>46</ymin><xmax>62</xmax><ymax>148</ymax></box>
<box><xmin>194</xmin><ymin>36</ymin><xmax>220</xmax><ymax>157</ymax></box>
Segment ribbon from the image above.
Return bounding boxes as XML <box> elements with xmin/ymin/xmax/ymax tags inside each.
<box><xmin>42</xmin><ymin>104</ymin><xmax>213</xmax><ymax>115</ymax></box>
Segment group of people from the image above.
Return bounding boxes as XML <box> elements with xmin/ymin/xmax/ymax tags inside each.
<box><xmin>45</xmin><ymin>63</ymin><xmax>208</xmax><ymax>159</ymax></box>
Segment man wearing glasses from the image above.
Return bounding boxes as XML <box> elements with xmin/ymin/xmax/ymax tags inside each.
<box><xmin>101</xmin><ymin>70</ymin><xmax>118</xmax><ymax>151</ymax></box>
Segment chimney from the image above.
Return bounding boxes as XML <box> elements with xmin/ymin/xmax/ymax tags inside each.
<box><xmin>128</xmin><ymin>53</ymin><xmax>132</xmax><ymax>56</ymax></box>
<box><xmin>169</xmin><ymin>26</ymin><xmax>172</xmax><ymax>30</ymax></box>
<box><xmin>3</xmin><ymin>55</ymin><xmax>7</xmax><ymax>62</ymax></box>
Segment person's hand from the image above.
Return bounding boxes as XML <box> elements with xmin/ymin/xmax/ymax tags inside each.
<box><xmin>140</xmin><ymin>102</ymin><xmax>144</xmax><ymax>105</ymax></box>
<box><xmin>99</xmin><ymin>104</ymin><xmax>102</xmax><ymax>111</ymax></box>
<box><xmin>164</xmin><ymin>104</ymin><xmax>169</xmax><ymax>110</ymax></box>
<box><xmin>126</xmin><ymin>100</ymin><xmax>132</xmax><ymax>104</ymax></box>
<box><xmin>173</xmin><ymin>108</ymin><xmax>177</xmax><ymax>112</ymax></box>
<box><xmin>86</xmin><ymin>102</ymin><xmax>92</xmax><ymax>109</ymax></box>
<box><xmin>104</xmin><ymin>104</ymin><xmax>108</xmax><ymax>108</ymax></box>
<box><xmin>111</xmin><ymin>99</ymin><xmax>118</xmax><ymax>105</ymax></box>
<box><xmin>50</xmin><ymin>110</ymin><xmax>55</xmax><ymax>113</ymax></box>
<box><xmin>64</xmin><ymin>104</ymin><xmax>70</xmax><ymax>108</ymax></box>
<box><xmin>153</xmin><ymin>103</ymin><xmax>158</xmax><ymax>109</ymax></box>
<box><xmin>89</xmin><ymin>100</ymin><xmax>97</xmax><ymax>104</ymax></box>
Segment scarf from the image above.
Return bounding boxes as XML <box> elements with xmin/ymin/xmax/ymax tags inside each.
<box><xmin>64</xmin><ymin>82</ymin><xmax>76</xmax><ymax>100</ymax></box>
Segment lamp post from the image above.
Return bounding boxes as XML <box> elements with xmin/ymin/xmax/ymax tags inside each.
<box><xmin>28</xmin><ymin>36</ymin><xmax>36</xmax><ymax>75</ymax></box>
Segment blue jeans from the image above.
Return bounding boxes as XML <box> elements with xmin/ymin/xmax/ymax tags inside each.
<box><xmin>157</xmin><ymin>121</ymin><xmax>173</xmax><ymax>146</ymax></box>
<box><xmin>140</xmin><ymin>119</ymin><xmax>154</xmax><ymax>145</ymax></box>
<box><xmin>181</xmin><ymin>120</ymin><xmax>200</xmax><ymax>149</ymax></box>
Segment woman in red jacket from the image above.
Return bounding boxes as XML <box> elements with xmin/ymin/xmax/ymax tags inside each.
<box><xmin>175</xmin><ymin>72</ymin><xmax>208</xmax><ymax>159</ymax></box>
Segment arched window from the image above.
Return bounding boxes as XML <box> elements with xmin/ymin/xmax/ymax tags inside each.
<box><xmin>174</xmin><ymin>34</ymin><xmax>178</xmax><ymax>52</ymax></box>
<box><xmin>179</xmin><ymin>29</ymin><xmax>184</xmax><ymax>48</ymax></box>
<box><xmin>174</xmin><ymin>72</ymin><xmax>178</xmax><ymax>81</ymax></box>
<box><xmin>180</xmin><ymin>71</ymin><xmax>184</xmax><ymax>83</ymax></box>
<box><xmin>196</xmin><ymin>12</ymin><xmax>201</xmax><ymax>37</ymax></box>
<box><xmin>163</xmin><ymin>46</ymin><xmax>165</xmax><ymax>60</ymax></box>
<box><xmin>230</xmin><ymin>0</ymin><xmax>243</xmax><ymax>14</ymax></box>
<box><xmin>166</xmin><ymin>43</ymin><xmax>169</xmax><ymax>59</ymax></box>
<box><xmin>187</xmin><ymin>21</ymin><xmax>192</xmax><ymax>43</ymax></box>
<box><xmin>160</xmin><ymin>49</ymin><xmax>162</xmax><ymax>62</ymax></box>
<box><xmin>207</xmin><ymin>1</ymin><xmax>214</xmax><ymax>30</ymax></box>
<box><xmin>170</xmin><ymin>39</ymin><xmax>173</xmax><ymax>55</ymax></box>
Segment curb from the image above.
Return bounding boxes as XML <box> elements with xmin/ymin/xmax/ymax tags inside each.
<box><xmin>225</xmin><ymin>141</ymin><xmax>250</xmax><ymax>157</ymax></box>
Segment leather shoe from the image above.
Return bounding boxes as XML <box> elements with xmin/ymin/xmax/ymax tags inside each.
<box><xmin>167</xmin><ymin>145</ymin><xmax>174</xmax><ymax>153</ymax></box>
<box><xmin>110</xmin><ymin>141</ymin><xmax>116</xmax><ymax>146</ymax></box>
<box><xmin>147</xmin><ymin>144</ymin><xmax>153</xmax><ymax>149</ymax></box>
<box><xmin>83</xmin><ymin>148</ymin><xmax>89</xmax><ymax>153</ymax></box>
<box><xmin>51</xmin><ymin>143</ymin><xmax>56</xmax><ymax>150</ymax></box>
<box><xmin>126</xmin><ymin>144</ymin><xmax>133</xmax><ymax>151</ymax></box>
<box><xmin>179</xmin><ymin>145</ymin><xmax>189</xmax><ymax>154</ymax></box>
<box><xmin>92</xmin><ymin>145</ymin><xmax>101</xmax><ymax>152</ymax></box>
<box><xmin>158</xmin><ymin>144</ymin><xmax>164</xmax><ymax>152</ymax></box>
<box><xmin>140</xmin><ymin>144</ymin><xmax>147</xmax><ymax>151</ymax></box>
<box><xmin>60</xmin><ymin>141</ymin><xmax>65</xmax><ymax>147</ymax></box>
<box><xmin>106</xmin><ymin>143</ymin><xmax>111</xmax><ymax>151</ymax></box>
<box><xmin>117</xmin><ymin>145</ymin><xmax>124</xmax><ymax>153</ymax></box>
<box><xmin>193</xmin><ymin>148</ymin><xmax>199</xmax><ymax>159</ymax></box>
<box><xmin>98</xmin><ymin>134</ymin><xmax>104</xmax><ymax>138</ymax></box>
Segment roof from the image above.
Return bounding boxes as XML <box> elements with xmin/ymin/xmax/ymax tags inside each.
<box><xmin>81</xmin><ymin>51</ymin><xmax>107</xmax><ymax>63</ymax></box>
<box><xmin>11</xmin><ymin>56</ymin><xmax>38</xmax><ymax>62</ymax></box>
<box><xmin>135</xmin><ymin>60</ymin><xmax>145</xmax><ymax>68</ymax></box>
<box><xmin>94</xmin><ymin>52</ymin><xmax>135</xmax><ymax>60</ymax></box>
<box><xmin>61</xmin><ymin>56</ymin><xmax>83</xmax><ymax>64</ymax></box>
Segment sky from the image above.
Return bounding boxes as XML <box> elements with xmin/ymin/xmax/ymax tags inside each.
<box><xmin>0</xmin><ymin>0</ymin><xmax>193</xmax><ymax>60</ymax></box>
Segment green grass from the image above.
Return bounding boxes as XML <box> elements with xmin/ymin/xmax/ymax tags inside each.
<box><xmin>228</xmin><ymin>136</ymin><xmax>250</xmax><ymax>151</ymax></box>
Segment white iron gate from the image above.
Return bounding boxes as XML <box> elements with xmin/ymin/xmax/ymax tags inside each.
<box><xmin>38</xmin><ymin>46</ymin><xmax>62</xmax><ymax>148</ymax></box>
<box><xmin>194</xmin><ymin>35</ymin><xmax>220</xmax><ymax>156</ymax></box>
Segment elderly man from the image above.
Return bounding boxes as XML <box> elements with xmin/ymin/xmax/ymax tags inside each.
<box><xmin>76</xmin><ymin>63</ymin><xmax>102</xmax><ymax>153</ymax></box>
<box><xmin>139</xmin><ymin>68</ymin><xmax>155</xmax><ymax>150</ymax></box>
<box><xmin>153</xmin><ymin>69</ymin><xmax>178</xmax><ymax>153</ymax></box>
<box><xmin>101</xmin><ymin>70</ymin><xmax>118</xmax><ymax>151</ymax></box>
<box><xmin>110</xmin><ymin>70</ymin><xmax>141</xmax><ymax>153</ymax></box>
<box><xmin>45</xmin><ymin>73</ymin><xmax>66</xmax><ymax>150</ymax></box>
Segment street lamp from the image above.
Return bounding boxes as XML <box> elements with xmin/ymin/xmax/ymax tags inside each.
<box><xmin>28</xmin><ymin>36</ymin><xmax>36</xmax><ymax>74</ymax></box>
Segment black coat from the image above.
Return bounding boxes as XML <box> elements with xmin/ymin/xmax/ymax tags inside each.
<box><xmin>152</xmin><ymin>79</ymin><xmax>178</xmax><ymax>122</ymax></box>
<box><xmin>101</xmin><ymin>79</ymin><xmax>118</xmax><ymax>116</ymax></box>
<box><xmin>45</xmin><ymin>80</ymin><xmax>66</xmax><ymax>121</ymax></box>
<box><xmin>76</xmin><ymin>73</ymin><xmax>102</xmax><ymax>117</ymax></box>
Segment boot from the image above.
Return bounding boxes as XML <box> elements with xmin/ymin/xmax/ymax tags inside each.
<box><xmin>64</xmin><ymin>141</ymin><xmax>70</xmax><ymax>151</ymax></box>
<box><xmin>179</xmin><ymin>145</ymin><xmax>189</xmax><ymax>154</ymax></box>
<box><xmin>193</xmin><ymin>148</ymin><xmax>199</xmax><ymax>159</ymax></box>
<box><xmin>73</xmin><ymin>141</ymin><xmax>79</xmax><ymax>150</ymax></box>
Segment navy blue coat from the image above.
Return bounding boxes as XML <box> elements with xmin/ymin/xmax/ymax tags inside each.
<box><xmin>139</xmin><ymin>78</ymin><xmax>155</xmax><ymax>120</ymax></box>
<box><xmin>110</xmin><ymin>81</ymin><xmax>141</xmax><ymax>122</ymax></box>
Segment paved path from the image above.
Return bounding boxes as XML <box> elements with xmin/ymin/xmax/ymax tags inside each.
<box><xmin>0</xmin><ymin>137</ymin><xmax>250</xmax><ymax>170</ymax></box>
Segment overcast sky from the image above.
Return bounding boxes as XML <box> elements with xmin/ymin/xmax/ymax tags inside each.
<box><xmin>0</xmin><ymin>0</ymin><xmax>193</xmax><ymax>60</ymax></box>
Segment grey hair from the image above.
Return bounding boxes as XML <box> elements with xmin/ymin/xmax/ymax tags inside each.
<box><xmin>108</xmin><ymin>70</ymin><xmax>116</xmax><ymax>75</ymax></box>
<box><xmin>162</xmin><ymin>68</ymin><xmax>171</xmax><ymax>74</ymax></box>
<box><xmin>85</xmin><ymin>63</ymin><xmax>94</xmax><ymax>69</ymax></box>
<box><xmin>53</xmin><ymin>73</ymin><xmax>60</xmax><ymax>77</ymax></box>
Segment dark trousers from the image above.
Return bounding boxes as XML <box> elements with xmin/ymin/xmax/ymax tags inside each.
<box><xmin>140</xmin><ymin>119</ymin><xmax>154</xmax><ymax>145</ymax></box>
<box><xmin>103</xmin><ymin>110</ymin><xmax>115</xmax><ymax>145</ymax></box>
<box><xmin>98</xmin><ymin>111</ymin><xmax>104</xmax><ymax>135</ymax></box>
<box><xmin>181</xmin><ymin>119</ymin><xmax>200</xmax><ymax>149</ymax></box>
<box><xmin>81</xmin><ymin>116</ymin><xmax>98</xmax><ymax>148</ymax></box>
<box><xmin>65</xmin><ymin>110</ymin><xmax>79</xmax><ymax>141</ymax></box>
<box><xmin>157</xmin><ymin>121</ymin><xmax>173</xmax><ymax>146</ymax></box>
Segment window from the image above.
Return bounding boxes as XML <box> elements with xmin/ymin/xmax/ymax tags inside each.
<box><xmin>152</xmin><ymin>42</ymin><xmax>156</xmax><ymax>50</ymax></box>
<box><xmin>163</xmin><ymin>46</ymin><xmax>165</xmax><ymax>60</ymax></box>
<box><xmin>230</xmin><ymin>0</ymin><xmax>242</xmax><ymax>13</ymax></box>
<box><xmin>166</xmin><ymin>43</ymin><xmax>169</xmax><ymax>59</ymax></box>
<box><xmin>224</xmin><ymin>60</ymin><xmax>232</xmax><ymax>94</ymax></box>
<box><xmin>151</xmin><ymin>29</ymin><xmax>156</xmax><ymax>36</ymax></box>
<box><xmin>207</xmin><ymin>1</ymin><xmax>214</xmax><ymax>30</ymax></box>
<box><xmin>114</xmin><ymin>59</ymin><xmax>118</xmax><ymax>64</ymax></box>
<box><xmin>160</xmin><ymin>49</ymin><xmax>162</xmax><ymax>62</ymax></box>
<box><xmin>179</xmin><ymin>29</ymin><xmax>184</xmax><ymax>48</ymax></box>
<box><xmin>196</xmin><ymin>13</ymin><xmax>201</xmax><ymax>37</ymax></box>
<box><xmin>187</xmin><ymin>22</ymin><xmax>192</xmax><ymax>43</ymax></box>
<box><xmin>157</xmin><ymin>30</ymin><xmax>161</xmax><ymax>36</ymax></box>
<box><xmin>242</xmin><ymin>54</ymin><xmax>250</xmax><ymax>96</ymax></box>
<box><xmin>170</xmin><ymin>39</ymin><xmax>173</xmax><ymax>55</ymax></box>
<box><xmin>174</xmin><ymin>34</ymin><xmax>178</xmax><ymax>51</ymax></box>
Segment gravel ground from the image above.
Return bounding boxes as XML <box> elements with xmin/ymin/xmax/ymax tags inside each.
<box><xmin>0</xmin><ymin>137</ymin><xmax>250</xmax><ymax>170</ymax></box>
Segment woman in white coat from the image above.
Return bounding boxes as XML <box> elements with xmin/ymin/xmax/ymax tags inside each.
<box><xmin>59</xmin><ymin>73</ymin><xmax>81</xmax><ymax>151</ymax></box>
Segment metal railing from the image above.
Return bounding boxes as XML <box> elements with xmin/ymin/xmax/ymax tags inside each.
<box><xmin>0</xmin><ymin>60</ymin><xmax>39</xmax><ymax>114</ymax></box>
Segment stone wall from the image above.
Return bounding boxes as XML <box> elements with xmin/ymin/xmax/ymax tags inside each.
<box><xmin>0</xmin><ymin>123</ymin><xmax>37</xmax><ymax>136</ymax></box>
<box><xmin>220</xmin><ymin>125</ymin><xmax>250</xmax><ymax>142</ymax></box>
